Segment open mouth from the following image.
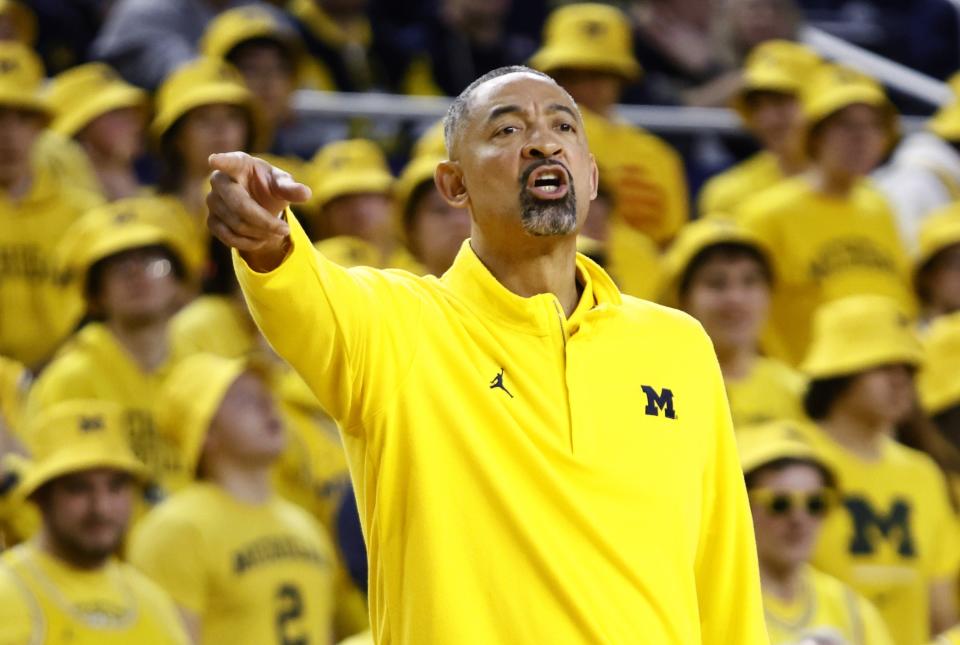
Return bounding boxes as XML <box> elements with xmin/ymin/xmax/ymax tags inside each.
<box><xmin>525</xmin><ymin>164</ymin><xmax>570</xmax><ymax>200</ymax></box>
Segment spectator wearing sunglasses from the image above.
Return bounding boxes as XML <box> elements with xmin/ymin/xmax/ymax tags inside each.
<box><xmin>796</xmin><ymin>295</ymin><xmax>960</xmax><ymax>644</ymax></box>
<box><xmin>738</xmin><ymin>422</ymin><xmax>893</xmax><ymax>645</ymax></box>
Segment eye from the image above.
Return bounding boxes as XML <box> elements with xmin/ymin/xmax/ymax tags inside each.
<box><xmin>557</xmin><ymin>122</ymin><xmax>575</xmax><ymax>133</ymax></box>
<box><xmin>497</xmin><ymin>125</ymin><xmax>519</xmax><ymax>136</ymax></box>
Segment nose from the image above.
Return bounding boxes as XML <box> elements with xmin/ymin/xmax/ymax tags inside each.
<box><xmin>521</xmin><ymin>136</ymin><xmax>563</xmax><ymax>160</ymax></box>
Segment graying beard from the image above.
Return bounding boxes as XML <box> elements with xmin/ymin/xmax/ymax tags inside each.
<box><xmin>519</xmin><ymin>184</ymin><xmax>577</xmax><ymax>236</ymax></box>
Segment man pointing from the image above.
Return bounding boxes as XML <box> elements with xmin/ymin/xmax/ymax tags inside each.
<box><xmin>207</xmin><ymin>66</ymin><xmax>767</xmax><ymax>644</ymax></box>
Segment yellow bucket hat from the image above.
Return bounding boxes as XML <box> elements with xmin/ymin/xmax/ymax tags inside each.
<box><xmin>918</xmin><ymin>312</ymin><xmax>960</xmax><ymax>415</ymax></box>
<box><xmin>0</xmin><ymin>41</ymin><xmax>48</xmax><ymax>116</ymax></box>
<box><xmin>801</xmin><ymin>63</ymin><xmax>897</xmax><ymax>151</ymax></box>
<box><xmin>928</xmin><ymin>71</ymin><xmax>960</xmax><ymax>141</ymax></box>
<box><xmin>732</xmin><ymin>40</ymin><xmax>822</xmax><ymax>120</ymax></box>
<box><xmin>801</xmin><ymin>295</ymin><xmax>921</xmax><ymax>379</ymax></box>
<box><xmin>0</xmin><ymin>0</ymin><xmax>35</xmax><ymax>45</ymax></box>
<box><xmin>58</xmin><ymin>197</ymin><xmax>200</xmax><ymax>296</ymax></box>
<box><xmin>307</xmin><ymin>138</ymin><xmax>394</xmax><ymax>211</ymax></box>
<box><xmin>201</xmin><ymin>4</ymin><xmax>301</xmax><ymax>61</ymax></box>
<box><xmin>150</xmin><ymin>57</ymin><xmax>254</xmax><ymax>140</ymax></box>
<box><xmin>394</xmin><ymin>122</ymin><xmax>447</xmax><ymax>238</ymax></box>
<box><xmin>155</xmin><ymin>353</ymin><xmax>250</xmax><ymax>474</ymax></box>
<box><xmin>658</xmin><ymin>218</ymin><xmax>772</xmax><ymax>307</ymax></box>
<box><xmin>46</xmin><ymin>62</ymin><xmax>147</xmax><ymax>138</ymax></box>
<box><xmin>529</xmin><ymin>3</ymin><xmax>641</xmax><ymax>80</ymax></box>
<box><xmin>737</xmin><ymin>420</ymin><xmax>832</xmax><ymax>481</ymax></box>
<box><xmin>18</xmin><ymin>400</ymin><xmax>149</xmax><ymax>499</ymax></box>
<box><xmin>914</xmin><ymin>202</ymin><xmax>960</xmax><ymax>279</ymax></box>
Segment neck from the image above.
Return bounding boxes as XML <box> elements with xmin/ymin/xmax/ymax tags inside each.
<box><xmin>106</xmin><ymin>317</ymin><xmax>170</xmax><ymax>372</ymax></box>
<box><xmin>36</xmin><ymin>528</ymin><xmax>108</xmax><ymax>571</ymax></box>
<box><xmin>208</xmin><ymin>461</ymin><xmax>273</xmax><ymax>504</ymax></box>
<box><xmin>809</xmin><ymin>166</ymin><xmax>856</xmax><ymax>197</ymax></box>
<box><xmin>774</xmin><ymin>148</ymin><xmax>807</xmax><ymax>177</ymax></box>
<box><xmin>821</xmin><ymin>409</ymin><xmax>889</xmax><ymax>460</ymax></box>
<box><xmin>759</xmin><ymin>559</ymin><xmax>805</xmax><ymax>601</ymax></box>
<box><xmin>471</xmin><ymin>232</ymin><xmax>580</xmax><ymax>317</ymax></box>
<box><xmin>178</xmin><ymin>173</ymin><xmax>209</xmax><ymax>218</ymax></box>
<box><xmin>715</xmin><ymin>342</ymin><xmax>756</xmax><ymax>381</ymax></box>
<box><xmin>0</xmin><ymin>164</ymin><xmax>33</xmax><ymax>201</ymax></box>
<box><xmin>84</xmin><ymin>147</ymin><xmax>140</xmax><ymax>201</ymax></box>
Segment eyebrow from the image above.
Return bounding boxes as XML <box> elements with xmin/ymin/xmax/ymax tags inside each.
<box><xmin>485</xmin><ymin>103</ymin><xmax>580</xmax><ymax>124</ymax></box>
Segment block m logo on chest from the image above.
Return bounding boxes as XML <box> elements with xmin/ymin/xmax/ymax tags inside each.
<box><xmin>641</xmin><ymin>385</ymin><xmax>676</xmax><ymax>420</ymax></box>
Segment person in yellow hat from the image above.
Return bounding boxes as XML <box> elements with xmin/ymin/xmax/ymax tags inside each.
<box><xmin>794</xmin><ymin>295</ymin><xmax>960</xmax><ymax>644</ymax></box>
<box><xmin>0</xmin><ymin>400</ymin><xmax>189</xmax><ymax>644</ymax></box>
<box><xmin>46</xmin><ymin>62</ymin><xmax>148</xmax><ymax>202</ymax></box>
<box><xmin>662</xmin><ymin>218</ymin><xmax>806</xmax><ymax>428</ymax></box>
<box><xmin>875</xmin><ymin>71</ymin><xmax>960</xmax><ymax>250</ymax></box>
<box><xmin>699</xmin><ymin>40</ymin><xmax>821</xmax><ymax>217</ymax></box>
<box><xmin>201</xmin><ymin>4</ymin><xmax>332</xmax><ymax>162</ymax></box>
<box><xmin>306</xmin><ymin>138</ymin><xmax>422</xmax><ymax>271</ymax></box>
<box><xmin>919</xmin><ymin>311</ymin><xmax>960</xmax><ymax>448</ymax></box>
<box><xmin>738</xmin><ymin>422</ymin><xmax>893</xmax><ymax>645</ymax></box>
<box><xmin>393</xmin><ymin>121</ymin><xmax>471</xmax><ymax>276</ymax></box>
<box><xmin>530</xmin><ymin>3</ymin><xmax>689</xmax><ymax>248</ymax></box>
<box><xmin>913</xmin><ymin>203</ymin><xmax>960</xmax><ymax>327</ymax></box>
<box><xmin>206</xmin><ymin>65</ymin><xmax>769</xmax><ymax>644</ymax></box>
<box><xmin>739</xmin><ymin>63</ymin><xmax>913</xmax><ymax>366</ymax></box>
<box><xmin>0</xmin><ymin>0</ymin><xmax>34</xmax><ymax>44</ymax></box>
<box><xmin>26</xmin><ymin>198</ymin><xmax>199</xmax><ymax>497</ymax></box>
<box><xmin>129</xmin><ymin>353</ymin><xmax>348</xmax><ymax>644</ymax></box>
<box><xmin>151</xmin><ymin>56</ymin><xmax>258</xmax><ymax>268</ymax></box>
<box><xmin>0</xmin><ymin>41</ymin><xmax>104</xmax><ymax>371</ymax></box>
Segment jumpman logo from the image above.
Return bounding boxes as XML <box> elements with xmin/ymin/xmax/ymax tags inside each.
<box><xmin>489</xmin><ymin>368</ymin><xmax>513</xmax><ymax>398</ymax></box>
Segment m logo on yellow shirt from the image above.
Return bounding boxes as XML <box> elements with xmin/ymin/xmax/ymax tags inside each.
<box><xmin>78</xmin><ymin>415</ymin><xmax>105</xmax><ymax>432</ymax></box>
<box><xmin>844</xmin><ymin>496</ymin><xmax>916</xmax><ymax>557</ymax></box>
<box><xmin>641</xmin><ymin>386</ymin><xmax>676</xmax><ymax>420</ymax></box>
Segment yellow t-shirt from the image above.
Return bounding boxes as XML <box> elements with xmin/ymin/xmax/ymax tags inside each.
<box><xmin>726</xmin><ymin>356</ymin><xmax>806</xmax><ymax>429</ymax></box>
<box><xmin>0</xmin><ymin>356</ymin><xmax>29</xmax><ymax>437</ymax></box>
<box><xmin>129</xmin><ymin>483</ymin><xmax>337</xmax><ymax>645</ymax></box>
<box><xmin>934</xmin><ymin>624</ymin><xmax>960</xmax><ymax>644</ymax></box>
<box><xmin>699</xmin><ymin>151</ymin><xmax>784</xmax><ymax>218</ymax></box>
<box><xmin>24</xmin><ymin>323</ymin><xmax>187</xmax><ymax>494</ymax></box>
<box><xmin>797</xmin><ymin>423</ymin><xmax>960</xmax><ymax>645</ymax></box>
<box><xmin>233</xmin><ymin>211</ymin><xmax>768</xmax><ymax>644</ymax></box>
<box><xmin>740</xmin><ymin>177</ymin><xmax>915</xmax><ymax>366</ymax></box>
<box><xmin>582</xmin><ymin>108</ymin><xmax>689</xmax><ymax>245</ymax></box>
<box><xmin>0</xmin><ymin>542</ymin><xmax>189</xmax><ymax>645</ymax></box>
<box><xmin>33</xmin><ymin>130</ymin><xmax>102</xmax><ymax>198</ymax></box>
<box><xmin>0</xmin><ymin>162</ymin><xmax>103</xmax><ymax>369</ymax></box>
<box><xmin>605</xmin><ymin>225</ymin><xmax>663</xmax><ymax>301</ymax></box>
<box><xmin>764</xmin><ymin>565</ymin><xmax>893</xmax><ymax>645</ymax></box>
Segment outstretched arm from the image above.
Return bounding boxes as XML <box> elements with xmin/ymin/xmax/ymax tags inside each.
<box><xmin>207</xmin><ymin>153</ymin><xmax>420</xmax><ymax>430</ymax></box>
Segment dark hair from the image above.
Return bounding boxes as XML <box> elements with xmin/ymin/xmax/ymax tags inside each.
<box><xmin>227</xmin><ymin>37</ymin><xmax>297</xmax><ymax>76</ymax></box>
<box><xmin>679</xmin><ymin>242</ymin><xmax>773</xmax><ymax>298</ymax></box>
<box><xmin>933</xmin><ymin>403</ymin><xmax>960</xmax><ymax>448</ymax></box>
<box><xmin>443</xmin><ymin>65</ymin><xmax>577</xmax><ymax>157</ymax></box>
<box><xmin>803</xmin><ymin>375</ymin><xmax>855</xmax><ymax>420</ymax></box>
<box><xmin>404</xmin><ymin>178</ymin><xmax>435</xmax><ymax>236</ymax></box>
<box><xmin>744</xmin><ymin>456</ymin><xmax>836</xmax><ymax>491</ymax></box>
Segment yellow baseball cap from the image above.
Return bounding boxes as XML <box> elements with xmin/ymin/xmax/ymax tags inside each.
<box><xmin>928</xmin><ymin>71</ymin><xmax>960</xmax><ymax>141</ymax></box>
<box><xmin>46</xmin><ymin>62</ymin><xmax>147</xmax><ymax>138</ymax></box>
<box><xmin>732</xmin><ymin>40</ymin><xmax>822</xmax><ymax>121</ymax></box>
<box><xmin>394</xmin><ymin>122</ymin><xmax>447</xmax><ymax>238</ymax></box>
<box><xmin>918</xmin><ymin>312</ymin><xmax>960</xmax><ymax>415</ymax></box>
<box><xmin>150</xmin><ymin>57</ymin><xmax>255</xmax><ymax>140</ymax></box>
<box><xmin>529</xmin><ymin>3</ymin><xmax>641</xmax><ymax>81</ymax></box>
<box><xmin>200</xmin><ymin>4</ymin><xmax>301</xmax><ymax>62</ymax></box>
<box><xmin>801</xmin><ymin>295</ymin><xmax>921</xmax><ymax>378</ymax></box>
<box><xmin>0</xmin><ymin>41</ymin><xmax>48</xmax><ymax>116</ymax></box>
<box><xmin>0</xmin><ymin>0</ymin><xmax>36</xmax><ymax>45</ymax></box>
<box><xmin>737</xmin><ymin>420</ymin><xmax>832</xmax><ymax>482</ymax></box>
<box><xmin>58</xmin><ymin>197</ymin><xmax>199</xmax><ymax>296</ymax></box>
<box><xmin>307</xmin><ymin>138</ymin><xmax>394</xmax><ymax>211</ymax></box>
<box><xmin>658</xmin><ymin>218</ymin><xmax>772</xmax><ymax>307</ymax></box>
<box><xmin>914</xmin><ymin>202</ymin><xmax>960</xmax><ymax>281</ymax></box>
<box><xmin>156</xmin><ymin>353</ymin><xmax>250</xmax><ymax>473</ymax></box>
<box><xmin>801</xmin><ymin>63</ymin><xmax>897</xmax><ymax>151</ymax></box>
<box><xmin>18</xmin><ymin>400</ymin><xmax>149</xmax><ymax>499</ymax></box>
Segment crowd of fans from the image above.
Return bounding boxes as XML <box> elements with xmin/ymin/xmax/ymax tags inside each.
<box><xmin>1</xmin><ymin>0</ymin><xmax>960</xmax><ymax>643</ymax></box>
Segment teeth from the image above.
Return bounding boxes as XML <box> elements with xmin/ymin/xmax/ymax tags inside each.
<box><xmin>541</xmin><ymin>173</ymin><xmax>558</xmax><ymax>181</ymax></box>
<box><xmin>540</xmin><ymin>185</ymin><xmax>558</xmax><ymax>193</ymax></box>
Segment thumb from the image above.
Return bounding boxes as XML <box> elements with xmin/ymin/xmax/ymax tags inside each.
<box><xmin>208</xmin><ymin>151</ymin><xmax>254</xmax><ymax>180</ymax></box>
<box><xmin>269</xmin><ymin>168</ymin><xmax>312</xmax><ymax>204</ymax></box>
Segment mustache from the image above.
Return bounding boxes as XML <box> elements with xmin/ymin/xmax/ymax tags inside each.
<box><xmin>518</xmin><ymin>158</ymin><xmax>572</xmax><ymax>188</ymax></box>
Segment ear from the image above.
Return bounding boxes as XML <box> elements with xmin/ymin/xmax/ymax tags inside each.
<box><xmin>434</xmin><ymin>160</ymin><xmax>470</xmax><ymax>209</ymax></box>
<box><xmin>588</xmin><ymin>153</ymin><xmax>599</xmax><ymax>201</ymax></box>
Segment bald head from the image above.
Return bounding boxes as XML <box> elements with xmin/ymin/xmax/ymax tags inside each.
<box><xmin>443</xmin><ymin>66</ymin><xmax>580</xmax><ymax>159</ymax></box>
